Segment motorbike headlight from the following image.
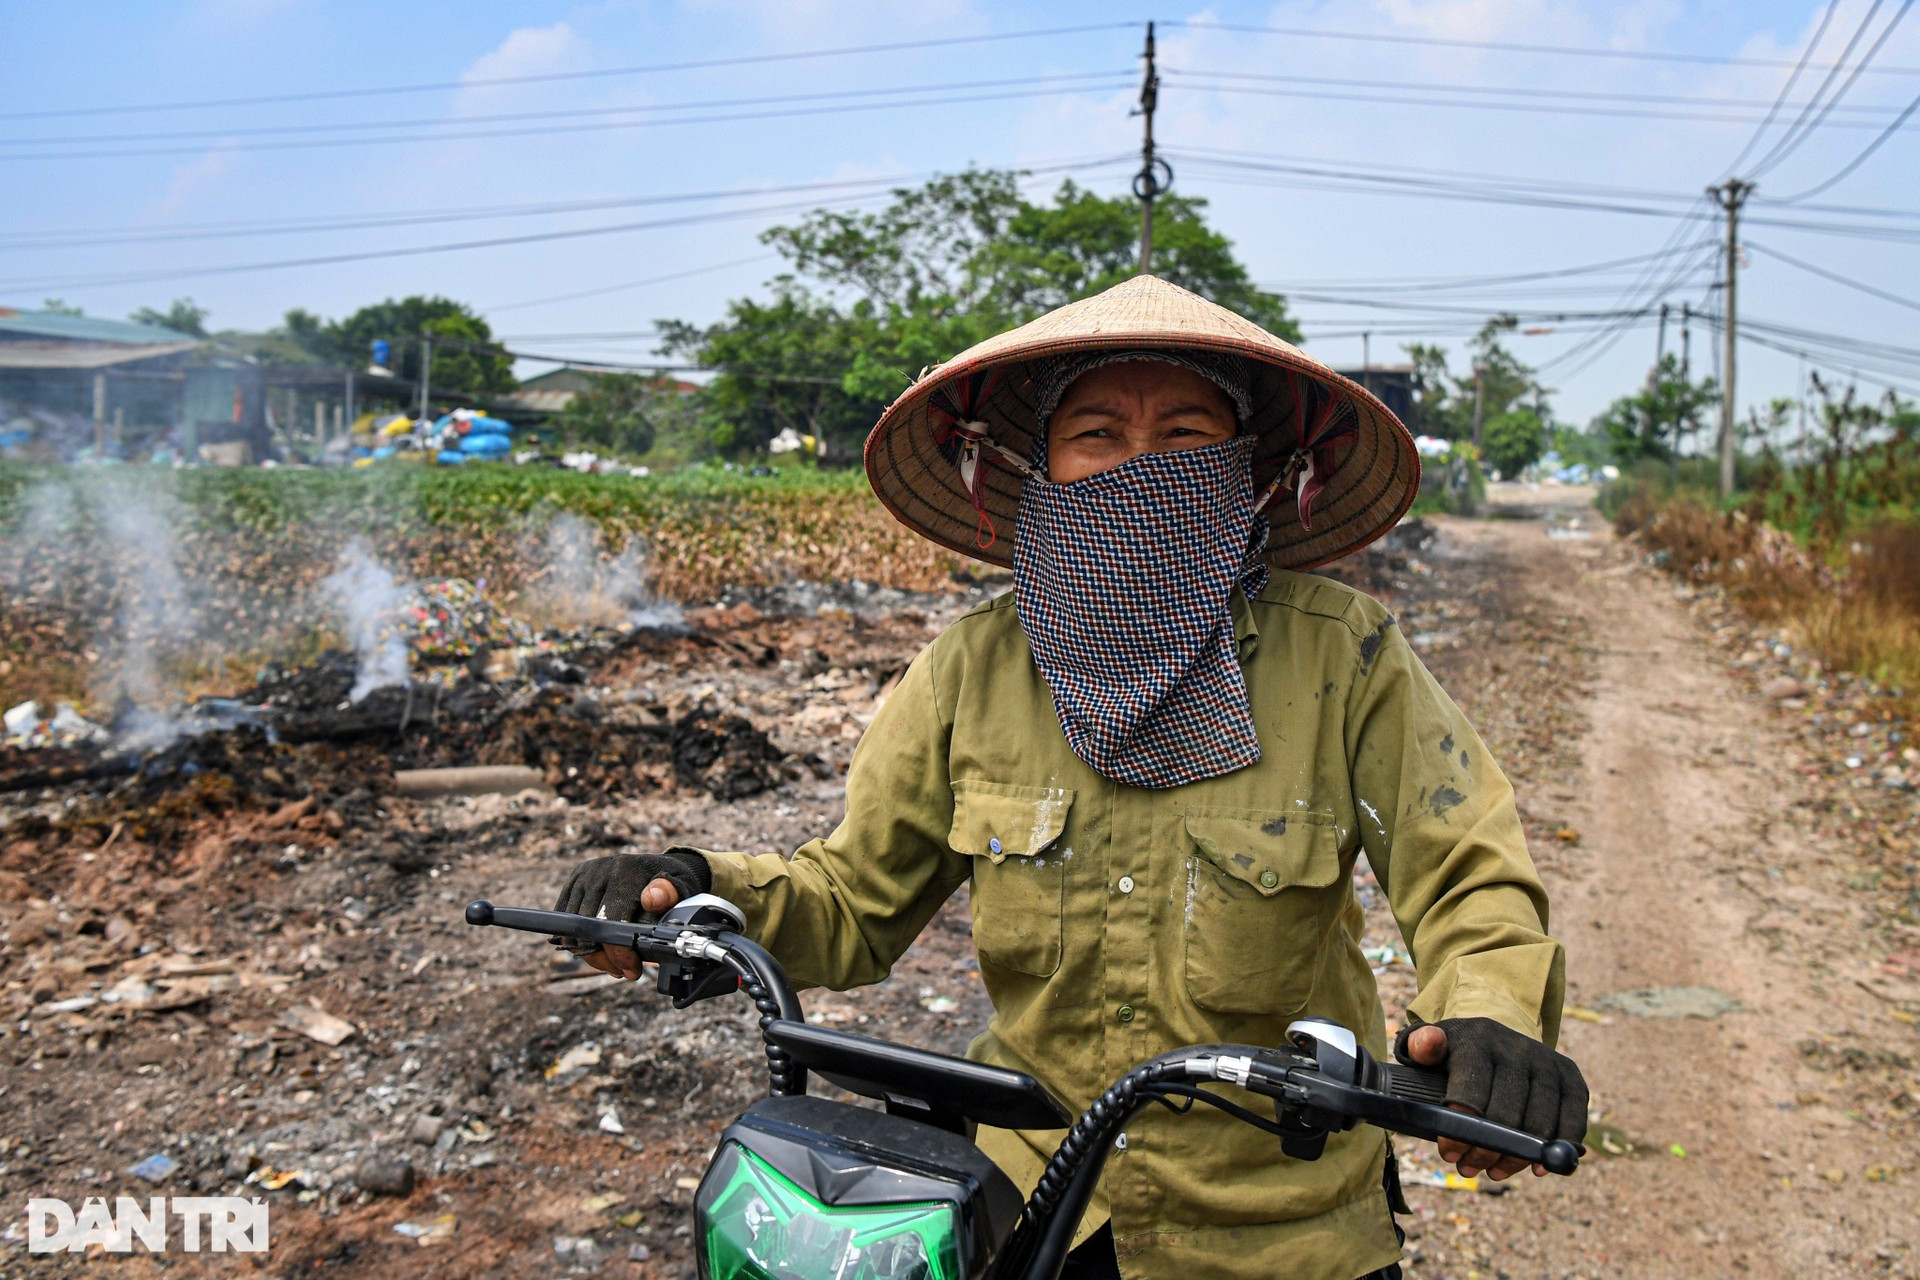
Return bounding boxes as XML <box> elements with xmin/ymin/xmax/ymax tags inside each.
<box><xmin>693</xmin><ymin>1096</ymin><xmax>1023</xmax><ymax>1280</ymax></box>
<box><xmin>698</xmin><ymin>1142</ymin><xmax>961</xmax><ymax>1280</ymax></box>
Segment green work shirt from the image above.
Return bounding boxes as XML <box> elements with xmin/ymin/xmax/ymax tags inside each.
<box><xmin>704</xmin><ymin>571</ymin><xmax>1563</xmax><ymax>1280</ymax></box>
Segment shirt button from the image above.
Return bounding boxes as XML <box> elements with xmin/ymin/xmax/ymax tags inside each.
<box><xmin>989</xmin><ymin>837</ymin><xmax>1001</xmax><ymax>854</ymax></box>
<box><xmin>1117</xmin><ymin>875</ymin><xmax>1135</xmax><ymax>894</ymax></box>
<box><xmin>1117</xmin><ymin>1005</ymin><xmax>1136</xmax><ymax>1024</ymax></box>
<box><xmin>1259</xmin><ymin>870</ymin><xmax>1279</xmax><ymax>889</ymax></box>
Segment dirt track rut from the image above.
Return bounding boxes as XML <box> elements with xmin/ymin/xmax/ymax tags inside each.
<box><xmin>1401</xmin><ymin>492</ymin><xmax>1919</xmax><ymax>1279</ymax></box>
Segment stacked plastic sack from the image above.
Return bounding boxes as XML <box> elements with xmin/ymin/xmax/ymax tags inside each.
<box><xmin>431</xmin><ymin>409</ymin><xmax>514</xmax><ymax>465</ymax></box>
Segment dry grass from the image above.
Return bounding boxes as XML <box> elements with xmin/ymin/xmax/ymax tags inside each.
<box><xmin>1619</xmin><ymin>494</ymin><xmax>1920</xmax><ymax>704</ymax></box>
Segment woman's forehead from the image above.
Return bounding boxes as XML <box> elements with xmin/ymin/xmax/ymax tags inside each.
<box><xmin>1055</xmin><ymin>361</ymin><xmax>1237</xmax><ymax>411</ymax></box>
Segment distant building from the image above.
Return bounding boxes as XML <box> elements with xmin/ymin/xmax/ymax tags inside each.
<box><xmin>0</xmin><ymin>308</ymin><xmax>205</xmax><ymax>453</ymax></box>
<box><xmin>494</xmin><ymin>365</ymin><xmax>701</xmax><ymax>422</ymax></box>
<box><xmin>1333</xmin><ymin>364</ymin><xmax>1414</xmax><ymax>425</ymax></box>
<box><xmin>0</xmin><ymin>306</ymin><xmax>419</xmax><ymax>462</ymax></box>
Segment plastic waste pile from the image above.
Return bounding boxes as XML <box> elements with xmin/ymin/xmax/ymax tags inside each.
<box><xmin>428</xmin><ymin>409</ymin><xmax>514</xmax><ymax>466</ymax></box>
<box><xmin>3</xmin><ymin>699</ymin><xmax>112</xmax><ymax>750</ymax></box>
<box><xmin>386</xmin><ymin>578</ymin><xmax>535</xmax><ymax>664</ymax></box>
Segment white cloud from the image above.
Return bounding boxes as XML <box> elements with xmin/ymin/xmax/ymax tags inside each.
<box><xmin>678</xmin><ymin>0</ymin><xmax>984</xmax><ymax>44</ymax></box>
<box><xmin>148</xmin><ymin>139</ymin><xmax>240</xmax><ymax>218</ymax></box>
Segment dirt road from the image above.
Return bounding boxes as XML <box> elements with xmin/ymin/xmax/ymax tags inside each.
<box><xmin>4</xmin><ymin>491</ymin><xmax>1917</xmax><ymax>1277</ymax></box>
<box><xmin>1394</xmin><ymin>489</ymin><xmax>1920</xmax><ymax>1279</ymax></box>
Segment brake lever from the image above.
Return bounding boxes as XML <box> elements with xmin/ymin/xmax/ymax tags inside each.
<box><xmin>1259</xmin><ymin>1063</ymin><xmax>1580</xmax><ymax>1175</ymax></box>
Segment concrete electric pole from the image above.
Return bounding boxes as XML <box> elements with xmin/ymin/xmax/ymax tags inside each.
<box><xmin>1133</xmin><ymin>23</ymin><xmax>1170</xmax><ymax>274</ymax></box>
<box><xmin>1710</xmin><ymin>178</ymin><xmax>1752</xmax><ymax>500</ymax></box>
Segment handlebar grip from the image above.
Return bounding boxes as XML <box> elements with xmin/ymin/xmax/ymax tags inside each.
<box><xmin>464</xmin><ymin>900</ymin><xmax>652</xmax><ymax>952</ymax></box>
<box><xmin>1383</xmin><ymin>1062</ymin><xmax>1449</xmax><ymax>1107</ymax></box>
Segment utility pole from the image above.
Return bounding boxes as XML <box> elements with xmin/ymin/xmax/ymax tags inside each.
<box><xmin>417</xmin><ymin>332</ymin><xmax>433</xmax><ymax>425</ymax></box>
<box><xmin>1653</xmin><ymin>303</ymin><xmax>1670</xmax><ymax>381</ymax></box>
<box><xmin>1471</xmin><ymin>366</ymin><xmax>1485</xmax><ymax>450</ymax></box>
<box><xmin>1709</xmin><ymin>178</ymin><xmax>1752</xmax><ymax>499</ymax></box>
<box><xmin>1132</xmin><ymin>22</ymin><xmax>1170</xmax><ymax>274</ymax></box>
<box><xmin>1680</xmin><ymin>303</ymin><xmax>1692</xmax><ymax>382</ymax></box>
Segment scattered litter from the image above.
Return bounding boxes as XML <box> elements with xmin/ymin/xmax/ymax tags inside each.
<box><xmin>1407</xmin><ymin>1170</ymin><xmax>1489</xmax><ymax>1192</ymax></box>
<box><xmin>1584</xmin><ymin>1123</ymin><xmax>1639</xmax><ymax>1157</ymax></box>
<box><xmin>1362</xmin><ymin>943</ymin><xmax>1410</xmax><ymax>967</ymax></box>
<box><xmin>1669</xmin><ymin>1144</ymin><xmax>1688</xmax><ymax>1159</ymax></box>
<box><xmin>1822</xmin><ymin>1167</ymin><xmax>1845</xmax><ymax>1184</ymax></box>
<box><xmin>126</xmin><ymin>1153</ymin><xmax>178</xmax><ymax>1183</ymax></box>
<box><xmin>393</xmin><ymin>1213</ymin><xmax>458</xmax><ymax>1245</ymax></box>
<box><xmin>1865</xmin><ymin>1164</ymin><xmax>1897</xmax><ymax>1183</ymax></box>
<box><xmin>279</xmin><ymin>1004</ymin><xmax>358</xmax><ymax>1045</ymax></box>
<box><xmin>1593</xmin><ymin>985</ymin><xmax>1744</xmax><ymax>1020</ymax></box>
<box><xmin>39</xmin><ymin>995</ymin><xmax>97</xmax><ymax>1014</ymax></box>
<box><xmin>1554</xmin><ymin>826</ymin><xmax>1581</xmax><ymax>843</ymax></box>
<box><xmin>393</xmin><ymin>764</ymin><xmax>549</xmax><ymax>799</ymax></box>
<box><xmin>353</xmin><ymin>1157</ymin><xmax>415</xmax><ymax>1197</ymax></box>
<box><xmin>248</xmin><ymin>1166</ymin><xmax>304</xmax><ymax>1191</ymax></box>
<box><xmin>616</xmin><ymin>1210</ymin><xmax>646</xmax><ymax>1229</ymax></box>
<box><xmin>546</xmin><ymin>1043</ymin><xmax>602</xmax><ymax>1079</ymax></box>
<box><xmin>3</xmin><ymin>700</ymin><xmax>39</xmax><ymax>740</ymax></box>
<box><xmin>673</xmin><ymin>1176</ymin><xmax>700</xmax><ymax>1191</ymax></box>
<box><xmin>583</xmin><ymin>1192</ymin><xmax>625</xmax><ymax>1214</ymax></box>
<box><xmin>554</xmin><ymin>1236</ymin><xmax>601</xmax><ymax>1261</ymax></box>
<box><xmin>1565</xmin><ymin>1006</ymin><xmax>1612</xmax><ymax>1025</ymax></box>
<box><xmin>629</xmin><ymin>1243</ymin><xmax>652</xmax><ymax>1262</ymax></box>
<box><xmin>919</xmin><ymin>995</ymin><xmax>959</xmax><ymax>1014</ymax></box>
<box><xmin>598</xmin><ymin>1108</ymin><xmax>625</xmax><ymax>1135</ymax></box>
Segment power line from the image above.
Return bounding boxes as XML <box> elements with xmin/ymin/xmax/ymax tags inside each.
<box><xmin>0</xmin><ymin>77</ymin><xmax>1140</xmax><ymax>163</ymax></box>
<box><xmin>0</xmin><ymin>191</ymin><xmax>891</xmax><ymax>294</ymax></box>
<box><xmin>1749</xmin><ymin>0</ymin><xmax>1911</xmax><ymax>179</ymax></box>
<box><xmin>5</xmin><ymin>70</ymin><xmax>1133</xmax><ymax>151</ymax></box>
<box><xmin>1744</xmin><ymin>239</ymin><xmax>1920</xmax><ymax>313</ymax></box>
<box><xmin>1171</xmin><ymin>18</ymin><xmax>1920</xmax><ymax>76</ymax></box>
<box><xmin>1164</xmin><ymin>65</ymin><xmax>1920</xmax><ymax>124</ymax></box>
<box><xmin>4</xmin><ymin>154</ymin><xmax>1132</xmax><ymax>294</ymax></box>
<box><xmin>1721</xmin><ymin>0</ymin><xmax>1841</xmax><ymax>177</ymax></box>
<box><xmin>486</xmin><ymin>254</ymin><xmax>778</xmax><ymax>314</ymax></box>
<box><xmin>0</xmin><ymin>22</ymin><xmax>1139</xmax><ymax>122</ymax></box>
<box><xmin>1774</xmin><ymin>80</ymin><xmax>1920</xmax><ymax>200</ymax></box>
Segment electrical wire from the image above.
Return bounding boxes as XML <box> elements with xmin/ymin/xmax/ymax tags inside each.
<box><xmin>1722</xmin><ymin>0</ymin><xmax>1842</xmax><ymax>177</ymax></box>
<box><xmin>486</xmin><ymin>254</ymin><xmax>778</xmax><ymax>314</ymax></box>
<box><xmin>0</xmin><ymin>77</ymin><xmax>1141</xmax><ymax>163</ymax></box>
<box><xmin>6</xmin><ymin>153</ymin><xmax>1132</xmax><ymax>294</ymax></box>
<box><xmin>1747</xmin><ymin>0</ymin><xmax>1905</xmax><ymax>178</ymax></box>
<box><xmin>1744</xmin><ymin>239</ymin><xmax>1920</xmax><ymax>313</ymax></box>
<box><xmin>1161</xmin><ymin>66</ymin><xmax>1919</xmax><ymax>128</ymax></box>
<box><xmin>0</xmin><ymin>22</ymin><xmax>1140</xmax><ymax>122</ymax></box>
<box><xmin>1772</xmin><ymin>81</ymin><xmax>1920</xmax><ymax>200</ymax></box>
<box><xmin>1170</xmin><ymin>18</ymin><xmax>1920</xmax><ymax>77</ymax></box>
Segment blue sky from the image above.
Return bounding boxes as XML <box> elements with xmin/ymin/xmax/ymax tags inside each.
<box><xmin>2</xmin><ymin>0</ymin><xmax>1916</xmax><ymax>426</ymax></box>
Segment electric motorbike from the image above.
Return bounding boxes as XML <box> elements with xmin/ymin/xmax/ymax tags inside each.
<box><xmin>464</xmin><ymin>894</ymin><xmax>1579</xmax><ymax>1280</ymax></box>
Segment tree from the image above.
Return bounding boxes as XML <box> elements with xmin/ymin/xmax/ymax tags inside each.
<box><xmin>41</xmin><ymin>298</ymin><xmax>83</xmax><ymax>315</ymax></box>
<box><xmin>1592</xmin><ymin>354</ymin><xmax>1718</xmax><ymax>464</ymax></box>
<box><xmin>1404</xmin><ymin>343</ymin><xmax>1467</xmax><ymax>438</ymax></box>
<box><xmin>660</xmin><ymin>283</ymin><xmax>887</xmax><ymax>457</ymax></box>
<box><xmin>670</xmin><ymin>169</ymin><xmax>1297</xmax><ymax>457</ymax></box>
<box><xmin>553</xmin><ymin>372</ymin><xmax>672</xmax><ymax>455</ymax></box>
<box><xmin>1482</xmin><ymin>409</ymin><xmax>1545</xmax><ymax>479</ymax></box>
<box><xmin>288</xmin><ymin>296</ymin><xmax>515</xmax><ymax>398</ymax></box>
<box><xmin>129</xmin><ymin>298</ymin><xmax>209</xmax><ymax>337</ymax></box>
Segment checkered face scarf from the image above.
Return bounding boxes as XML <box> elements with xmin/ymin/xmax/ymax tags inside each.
<box><xmin>1015</xmin><ymin>435</ymin><xmax>1270</xmax><ymax>789</ymax></box>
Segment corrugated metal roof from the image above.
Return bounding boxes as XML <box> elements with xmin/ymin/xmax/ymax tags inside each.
<box><xmin>0</xmin><ymin>307</ymin><xmax>201</xmax><ymax>345</ymax></box>
<box><xmin>0</xmin><ymin>340</ymin><xmax>203</xmax><ymax>369</ymax></box>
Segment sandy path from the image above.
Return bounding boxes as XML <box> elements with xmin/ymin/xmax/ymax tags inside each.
<box><xmin>1403</xmin><ymin>492</ymin><xmax>1918</xmax><ymax>1279</ymax></box>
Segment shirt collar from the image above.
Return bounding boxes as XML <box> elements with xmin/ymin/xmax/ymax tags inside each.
<box><xmin>1231</xmin><ymin>585</ymin><xmax>1259</xmax><ymax>659</ymax></box>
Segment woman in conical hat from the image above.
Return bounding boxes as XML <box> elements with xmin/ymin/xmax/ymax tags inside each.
<box><xmin>555</xmin><ymin>276</ymin><xmax>1587</xmax><ymax>1280</ymax></box>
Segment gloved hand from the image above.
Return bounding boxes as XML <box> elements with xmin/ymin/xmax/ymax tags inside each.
<box><xmin>1393</xmin><ymin>1014</ymin><xmax>1589</xmax><ymax>1181</ymax></box>
<box><xmin>551</xmin><ymin>850</ymin><xmax>712</xmax><ymax>979</ymax></box>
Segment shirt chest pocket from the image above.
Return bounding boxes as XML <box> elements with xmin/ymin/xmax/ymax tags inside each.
<box><xmin>949</xmin><ymin>781</ymin><xmax>1074</xmax><ymax>978</ymax></box>
<box><xmin>1182</xmin><ymin>808</ymin><xmax>1346</xmax><ymax>1016</ymax></box>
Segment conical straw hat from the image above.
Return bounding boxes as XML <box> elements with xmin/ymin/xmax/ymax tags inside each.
<box><xmin>864</xmin><ymin>274</ymin><xmax>1420</xmax><ymax>571</ymax></box>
